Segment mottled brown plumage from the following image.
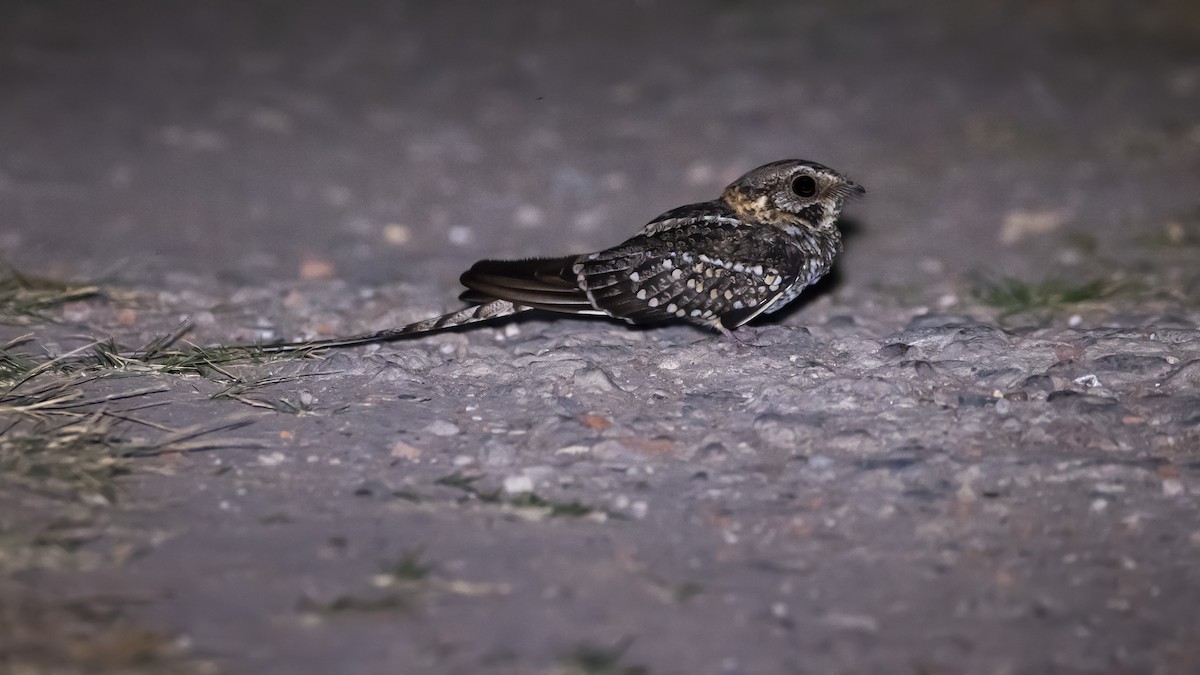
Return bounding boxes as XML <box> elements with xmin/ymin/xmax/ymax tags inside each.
<box><xmin>254</xmin><ymin>159</ymin><xmax>863</xmax><ymax>352</ymax></box>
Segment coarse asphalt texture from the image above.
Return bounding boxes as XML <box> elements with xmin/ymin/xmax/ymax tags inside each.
<box><xmin>2</xmin><ymin>1</ymin><xmax>1199</xmax><ymax>674</ymax></box>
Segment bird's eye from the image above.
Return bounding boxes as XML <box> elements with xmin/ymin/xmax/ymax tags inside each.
<box><xmin>791</xmin><ymin>175</ymin><xmax>817</xmax><ymax>198</ymax></box>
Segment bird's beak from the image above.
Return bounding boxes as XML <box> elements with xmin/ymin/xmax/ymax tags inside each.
<box><xmin>836</xmin><ymin>181</ymin><xmax>866</xmax><ymax>201</ymax></box>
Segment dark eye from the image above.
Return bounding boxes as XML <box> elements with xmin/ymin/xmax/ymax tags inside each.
<box><xmin>791</xmin><ymin>175</ymin><xmax>817</xmax><ymax>198</ymax></box>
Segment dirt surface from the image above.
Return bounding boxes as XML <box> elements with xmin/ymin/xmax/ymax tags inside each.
<box><xmin>2</xmin><ymin>1</ymin><xmax>1199</xmax><ymax>674</ymax></box>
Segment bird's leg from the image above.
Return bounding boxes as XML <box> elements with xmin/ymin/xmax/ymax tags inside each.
<box><xmin>717</xmin><ymin>324</ymin><xmax>765</xmax><ymax>349</ymax></box>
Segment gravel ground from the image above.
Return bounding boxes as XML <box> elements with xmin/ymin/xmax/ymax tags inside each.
<box><xmin>2</xmin><ymin>1</ymin><xmax>1199</xmax><ymax>674</ymax></box>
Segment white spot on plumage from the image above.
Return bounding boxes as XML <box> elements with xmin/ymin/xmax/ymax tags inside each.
<box><xmin>629</xmin><ymin>271</ymin><xmax>640</xmax><ymax>282</ymax></box>
<box><xmin>636</xmin><ymin>289</ymin><xmax>647</xmax><ymax>300</ymax></box>
<box><xmin>667</xmin><ymin>303</ymin><xmax>677</xmax><ymax>313</ymax></box>
<box><xmin>733</xmin><ymin>300</ymin><xmax>745</xmax><ymax>310</ymax></box>
<box><xmin>648</xmin><ymin>297</ymin><xmax>659</xmax><ymax>307</ymax></box>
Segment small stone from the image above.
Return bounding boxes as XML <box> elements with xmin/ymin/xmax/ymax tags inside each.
<box><xmin>809</xmin><ymin>455</ymin><xmax>834</xmax><ymax>470</ymax></box>
<box><xmin>573</xmin><ymin>367</ymin><xmax>621</xmax><ymax>393</ymax></box>
<box><xmin>754</xmin><ymin>414</ymin><xmax>797</xmax><ymax>448</ymax></box>
<box><xmin>299</xmin><ymin>256</ymin><xmax>336</xmax><ymax>280</ymax></box>
<box><xmin>257</xmin><ymin>452</ymin><xmax>287</xmax><ymax>466</ymax></box>
<box><xmin>503</xmin><ymin>474</ymin><xmax>534</xmax><ymax>494</ymax></box>
<box><xmin>447</xmin><ymin>225</ymin><xmax>473</xmax><ymax>246</ymax></box>
<box><xmin>556</xmin><ymin>444</ymin><xmax>591</xmax><ymax>455</ymax></box>
<box><xmin>1161</xmin><ymin>359</ymin><xmax>1200</xmax><ymax>393</ymax></box>
<box><xmin>514</xmin><ymin>204</ymin><xmax>544</xmax><ymax>228</ymax></box>
<box><xmin>425</xmin><ymin>420</ymin><xmax>461</xmax><ymax>436</ymax></box>
<box><xmin>823</xmin><ymin>612</ymin><xmax>879</xmax><ymax>633</ymax></box>
<box><xmin>579</xmin><ymin>414</ymin><xmax>612</xmax><ymax>430</ymax></box>
<box><xmin>382</xmin><ymin>223</ymin><xmax>411</xmax><ymax>246</ymax></box>
<box><xmin>1000</xmin><ymin>209</ymin><xmax>1067</xmax><ymax>244</ymax></box>
<box><xmin>390</xmin><ymin>440</ymin><xmax>423</xmax><ymax>460</ymax></box>
<box><xmin>1163</xmin><ymin>478</ymin><xmax>1184</xmax><ymax>496</ymax></box>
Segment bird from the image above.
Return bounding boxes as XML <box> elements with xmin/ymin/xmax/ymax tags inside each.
<box><xmin>250</xmin><ymin>159</ymin><xmax>863</xmax><ymax>353</ymax></box>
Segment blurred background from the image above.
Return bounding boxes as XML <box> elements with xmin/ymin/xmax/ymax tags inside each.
<box><xmin>1</xmin><ymin>0</ymin><xmax>1198</xmax><ymax>297</ymax></box>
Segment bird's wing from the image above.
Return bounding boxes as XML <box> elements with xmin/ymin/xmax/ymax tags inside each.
<box><xmin>576</xmin><ymin>215</ymin><xmax>803</xmax><ymax>330</ymax></box>
<box><xmin>458</xmin><ymin>256</ymin><xmax>606</xmax><ymax>315</ymax></box>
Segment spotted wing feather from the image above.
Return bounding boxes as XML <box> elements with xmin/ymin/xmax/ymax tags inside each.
<box><xmin>575</xmin><ymin>211</ymin><xmax>805</xmax><ymax>329</ymax></box>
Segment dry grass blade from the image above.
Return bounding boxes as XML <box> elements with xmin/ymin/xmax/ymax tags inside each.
<box><xmin>0</xmin><ymin>266</ymin><xmax>101</xmax><ymax>324</ymax></box>
<box><xmin>210</xmin><ymin>370</ymin><xmax>336</xmax><ymax>413</ymax></box>
<box><xmin>1</xmin><ymin>366</ymin><xmax>259</xmax><ymax>502</ymax></box>
<box><xmin>131</xmin><ymin>320</ymin><xmax>192</xmax><ymax>361</ymax></box>
<box><xmin>0</xmin><ymin>412</ymin><xmax>129</xmax><ymax>504</ymax></box>
<box><xmin>120</xmin><ymin>417</ymin><xmax>262</xmax><ymax>457</ymax></box>
<box><xmin>2</xmin><ymin>340</ymin><xmax>111</xmax><ymax>394</ymax></box>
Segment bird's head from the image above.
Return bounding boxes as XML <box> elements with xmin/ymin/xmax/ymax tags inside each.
<box><xmin>722</xmin><ymin>159</ymin><xmax>865</xmax><ymax>232</ymax></box>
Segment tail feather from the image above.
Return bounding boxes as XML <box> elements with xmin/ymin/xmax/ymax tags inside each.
<box><xmin>168</xmin><ymin>256</ymin><xmax>609</xmax><ymax>357</ymax></box>
<box><xmin>249</xmin><ymin>299</ymin><xmax>531</xmax><ymax>353</ymax></box>
<box><xmin>458</xmin><ymin>256</ymin><xmax>604</xmax><ymax>315</ymax></box>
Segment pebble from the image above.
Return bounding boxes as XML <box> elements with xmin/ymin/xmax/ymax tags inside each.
<box><xmin>447</xmin><ymin>225</ymin><xmax>473</xmax><ymax>245</ymax></box>
<box><xmin>257</xmin><ymin>452</ymin><xmax>287</xmax><ymax>466</ymax></box>
<box><xmin>572</xmin><ymin>367</ymin><xmax>621</xmax><ymax>393</ymax></box>
<box><xmin>425</xmin><ymin>420</ymin><xmax>461</xmax><ymax>436</ymax></box>
<box><xmin>503</xmin><ymin>474</ymin><xmax>534</xmax><ymax>494</ymax></box>
<box><xmin>382</xmin><ymin>223</ymin><xmax>411</xmax><ymax>246</ymax></box>
<box><xmin>389</xmin><ymin>441</ymin><xmax>423</xmax><ymax>460</ymax></box>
